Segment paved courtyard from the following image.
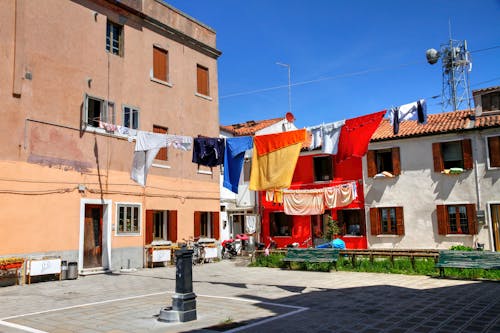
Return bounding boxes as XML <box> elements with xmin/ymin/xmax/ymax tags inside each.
<box><xmin>0</xmin><ymin>258</ymin><xmax>499</xmax><ymax>333</ymax></box>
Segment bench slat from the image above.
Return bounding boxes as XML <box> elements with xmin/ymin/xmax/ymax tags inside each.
<box><xmin>435</xmin><ymin>251</ymin><xmax>500</xmax><ymax>276</ymax></box>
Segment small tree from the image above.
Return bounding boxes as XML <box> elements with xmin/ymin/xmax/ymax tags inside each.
<box><xmin>325</xmin><ymin>215</ymin><xmax>341</xmax><ymax>240</ymax></box>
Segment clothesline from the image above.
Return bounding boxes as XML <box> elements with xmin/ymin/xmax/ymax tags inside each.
<box><xmin>288</xmin><ymin>179</ymin><xmax>361</xmax><ymax>188</ymax></box>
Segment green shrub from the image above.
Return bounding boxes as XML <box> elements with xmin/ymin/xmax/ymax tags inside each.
<box><xmin>449</xmin><ymin>245</ymin><xmax>474</xmax><ymax>251</ymax></box>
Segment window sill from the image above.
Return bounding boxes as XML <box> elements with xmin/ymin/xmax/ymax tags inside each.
<box><xmin>444</xmin><ymin>234</ymin><xmax>472</xmax><ymax>237</ymax></box>
<box><xmin>197</xmin><ymin>170</ymin><xmax>213</xmax><ymax>175</ymax></box>
<box><xmin>373</xmin><ymin>171</ymin><xmax>396</xmax><ymax>179</ymax></box>
<box><xmin>376</xmin><ymin>234</ymin><xmax>400</xmax><ymax>238</ymax></box>
<box><xmin>150</xmin><ymin>77</ymin><xmax>173</xmax><ymax>88</ymax></box>
<box><xmin>152</xmin><ymin>163</ymin><xmax>171</xmax><ymax>169</ymax></box>
<box><xmin>441</xmin><ymin>168</ymin><xmax>464</xmax><ymax>175</ymax></box>
<box><xmin>195</xmin><ymin>92</ymin><xmax>213</xmax><ymax>101</ymax></box>
<box><xmin>116</xmin><ymin>233</ymin><xmax>141</xmax><ymax>237</ymax></box>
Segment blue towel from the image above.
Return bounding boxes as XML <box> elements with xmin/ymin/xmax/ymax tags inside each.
<box><xmin>223</xmin><ymin>137</ymin><xmax>253</xmax><ymax>193</ymax></box>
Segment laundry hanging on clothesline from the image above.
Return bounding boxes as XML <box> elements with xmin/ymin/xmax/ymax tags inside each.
<box><xmin>131</xmin><ymin>131</ymin><xmax>193</xmax><ymax>186</ymax></box>
<box><xmin>389</xmin><ymin>99</ymin><xmax>427</xmax><ymax>135</ymax></box>
<box><xmin>192</xmin><ymin>137</ymin><xmax>225</xmax><ymax>168</ymax></box>
<box><xmin>223</xmin><ymin>136</ymin><xmax>253</xmax><ymax>194</ymax></box>
<box><xmin>306</xmin><ymin>119</ymin><xmax>345</xmax><ymax>155</ymax></box>
<box><xmin>281</xmin><ymin>181</ymin><xmax>358</xmax><ymax>215</ymax></box>
<box><xmin>249</xmin><ymin>129</ymin><xmax>307</xmax><ymax>191</ymax></box>
<box><xmin>335</xmin><ymin>110</ymin><xmax>386</xmax><ymax>163</ymax></box>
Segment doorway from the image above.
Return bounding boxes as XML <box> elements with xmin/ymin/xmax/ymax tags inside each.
<box><xmin>84</xmin><ymin>204</ymin><xmax>103</xmax><ymax>268</ymax></box>
<box><xmin>491</xmin><ymin>204</ymin><xmax>500</xmax><ymax>251</ymax></box>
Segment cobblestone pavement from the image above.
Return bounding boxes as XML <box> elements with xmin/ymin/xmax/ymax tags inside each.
<box><xmin>0</xmin><ymin>258</ymin><xmax>499</xmax><ymax>333</ymax></box>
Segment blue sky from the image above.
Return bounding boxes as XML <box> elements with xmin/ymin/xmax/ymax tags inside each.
<box><xmin>165</xmin><ymin>0</ymin><xmax>500</xmax><ymax>128</ymax></box>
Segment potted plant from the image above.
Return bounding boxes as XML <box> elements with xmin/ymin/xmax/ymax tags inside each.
<box><xmin>0</xmin><ymin>257</ymin><xmax>24</xmax><ymax>270</ymax></box>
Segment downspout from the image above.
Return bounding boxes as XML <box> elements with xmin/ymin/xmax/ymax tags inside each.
<box><xmin>472</xmin><ymin>133</ymin><xmax>482</xmax><ymax>249</ymax></box>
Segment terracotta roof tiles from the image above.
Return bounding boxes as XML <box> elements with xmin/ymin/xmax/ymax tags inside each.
<box><xmin>220</xmin><ymin>117</ymin><xmax>284</xmax><ymax>136</ymax></box>
<box><xmin>371</xmin><ymin>110</ymin><xmax>500</xmax><ymax>142</ymax></box>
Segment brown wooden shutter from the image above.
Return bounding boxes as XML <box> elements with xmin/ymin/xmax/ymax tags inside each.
<box><xmin>194</xmin><ymin>211</ymin><xmax>201</xmax><ymax>238</ymax></box>
<box><xmin>212</xmin><ymin>212</ymin><xmax>220</xmax><ymax>239</ymax></box>
<box><xmin>168</xmin><ymin>210</ymin><xmax>177</xmax><ymax>242</ymax></box>
<box><xmin>392</xmin><ymin>147</ymin><xmax>401</xmax><ymax>176</ymax></box>
<box><xmin>367</xmin><ymin>150</ymin><xmax>377</xmax><ymax>177</ymax></box>
<box><xmin>197</xmin><ymin>65</ymin><xmax>209</xmax><ymax>96</ymax></box>
<box><xmin>488</xmin><ymin>136</ymin><xmax>500</xmax><ymax>167</ymax></box>
<box><xmin>436</xmin><ymin>205</ymin><xmax>448</xmax><ymax>235</ymax></box>
<box><xmin>153</xmin><ymin>125</ymin><xmax>168</xmax><ymax>161</ymax></box>
<box><xmin>462</xmin><ymin>139</ymin><xmax>473</xmax><ymax>170</ymax></box>
<box><xmin>432</xmin><ymin>142</ymin><xmax>443</xmax><ymax>172</ymax></box>
<box><xmin>466</xmin><ymin>204</ymin><xmax>477</xmax><ymax>235</ymax></box>
<box><xmin>153</xmin><ymin>47</ymin><xmax>167</xmax><ymax>82</ymax></box>
<box><xmin>395</xmin><ymin>207</ymin><xmax>404</xmax><ymax>235</ymax></box>
<box><xmin>145</xmin><ymin>210</ymin><xmax>154</xmax><ymax>245</ymax></box>
<box><xmin>369</xmin><ymin>208</ymin><xmax>381</xmax><ymax>235</ymax></box>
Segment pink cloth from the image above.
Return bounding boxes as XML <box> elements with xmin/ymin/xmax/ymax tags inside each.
<box><xmin>336</xmin><ymin>110</ymin><xmax>386</xmax><ymax>162</ymax></box>
<box><xmin>324</xmin><ymin>182</ymin><xmax>357</xmax><ymax>208</ymax></box>
<box><xmin>283</xmin><ymin>189</ymin><xmax>325</xmax><ymax>215</ymax></box>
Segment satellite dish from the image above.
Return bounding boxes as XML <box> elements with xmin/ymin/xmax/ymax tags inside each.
<box><xmin>285</xmin><ymin>112</ymin><xmax>295</xmax><ymax>123</ymax></box>
<box><xmin>426</xmin><ymin>48</ymin><xmax>440</xmax><ymax>65</ymax></box>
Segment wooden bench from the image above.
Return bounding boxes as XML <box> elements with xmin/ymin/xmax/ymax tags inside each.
<box><xmin>283</xmin><ymin>248</ymin><xmax>340</xmax><ymax>270</ymax></box>
<box><xmin>435</xmin><ymin>250</ymin><xmax>500</xmax><ymax>277</ymax></box>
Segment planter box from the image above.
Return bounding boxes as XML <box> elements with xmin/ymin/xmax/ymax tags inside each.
<box><xmin>0</xmin><ymin>262</ymin><xmax>23</xmax><ymax>270</ymax></box>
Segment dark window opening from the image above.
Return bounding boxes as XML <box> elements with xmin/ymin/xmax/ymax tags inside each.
<box><xmin>314</xmin><ymin>155</ymin><xmax>333</xmax><ymax>182</ymax></box>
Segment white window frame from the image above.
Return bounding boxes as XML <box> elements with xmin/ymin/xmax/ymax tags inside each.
<box><xmin>83</xmin><ymin>93</ymin><xmax>115</xmax><ymax>129</ymax></box>
<box><xmin>116</xmin><ymin>202</ymin><xmax>142</xmax><ymax>236</ymax></box>
<box><xmin>122</xmin><ymin>105</ymin><xmax>140</xmax><ymax>130</ymax></box>
<box><xmin>485</xmin><ymin>134</ymin><xmax>500</xmax><ymax>170</ymax></box>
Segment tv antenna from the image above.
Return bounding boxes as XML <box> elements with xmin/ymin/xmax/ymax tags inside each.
<box><xmin>426</xmin><ymin>26</ymin><xmax>472</xmax><ymax>112</ymax></box>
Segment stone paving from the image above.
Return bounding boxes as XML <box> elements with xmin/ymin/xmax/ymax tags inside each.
<box><xmin>0</xmin><ymin>258</ymin><xmax>499</xmax><ymax>333</ymax></box>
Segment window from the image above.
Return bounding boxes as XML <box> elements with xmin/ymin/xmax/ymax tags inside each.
<box><xmin>153</xmin><ymin>46</ymin><xmax>168</xmax><ymax>82</ymax></box>
<box><xmin>145</xmin><ymin>210</ymin><xmax>177</xmax><ymax>244</ymax></box>
<box><xmin>487</xmin><ymin>136</ymin><xmax>500</xmax><ymax>168</ymax></box>
<box><xmin>437</xmin><ymin>204</ymin><xmax>477</xmax><ymax>235</ymax></box>
<box><xmin>270</xmin><ymin>212</ymin><xmax>292</xmax><ymax>237</ymax></box>
<box><xmin>123</xmin><ymin>106</ymin><xmax>139</xmax><ymax>129</ymax></box>
<box><xmin>481</xmin><ymin>91</ymin><xmax>500</xmax><ymax>112</ymax></box>
<box><xmin>83</xmin><ymin>95</ymin><xmax>115</xmax><ymax>127</ymax></box>
<box><xmin>370</xmin><ymin>207</ymin><xmax>404</xmax><ymax>235</ymax></box>
<box><xmin>313</xmin><ymin>155</ymin><xmax>333</xmax><ymax>182</ymax></box>
<box><xmin>196</xmin><ymin>64</ymin><xmax>209</xmax><ymax>96</ymax></box>
<box><xmin>106</xmin><ymin>20</ymin><xmax>123</xmax><ymax>56</ymax></box>
<box><xmin>153</xmin><ymin>125</ymin><xmax>168</xmax><ymax>161</ymax></box>
<box><xmin>117</xmin><ymin>204</ymin><xmax>140</xmax><ymax>234</ymax></box>
<box><xmin>194</xmin><ymin>211</ymin><xmax>220</xmax><ymax>239</ymax></box>
<box><xmin>243</xmin><ymin>158</ymin><xmax>251</xmax><ymax>182</ymax></box>
<box><xmin>337</xmin><ymin>209</ymin><xmax>365</xmax><ymax>236</ymax></box>
<box><xmin>432</xmin><ymin>139</ymin><xmax>473</xmax><ymax>172</ymax></box>
<box><xmin>367</xmin><ymin>147</ymin><xmax>400</xmax><ymax>177</ymax></box>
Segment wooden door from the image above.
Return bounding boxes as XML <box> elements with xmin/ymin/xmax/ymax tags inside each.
<box><xmin>491</xmin><ymin>204</ymin><xmax>500</xmax><ymax>251</ymax></box>
<box><xmin>84</xmin><ymin>204</ymin><xmax>103</xmax><ymax>268</ymax></box>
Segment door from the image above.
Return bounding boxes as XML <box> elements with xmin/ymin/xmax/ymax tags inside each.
<box><xmin>84</xmin><ymin>204</ymin><xmax>103</xmax><ymax>268</ymax></box>
<box><xmin>491</xmin><ymin>204</ymin><xmax>500</xmax><ymax>251</ymax></box>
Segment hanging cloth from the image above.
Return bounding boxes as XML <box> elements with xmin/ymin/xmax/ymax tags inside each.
<box><xmin>335</xmin><ymin>110</ymin><xmax>386</xmax><ymax>163</ymax></box>
<box><xmin>324</xmin><ymin>181</ymin><xmax>357</xmax><ymax>208</ymax></box>
<box><xmin>283</xmin><ymin>188</ymin><xmax>325</xmax><ymax>215</ymax></box>
<box><xmin>131</xmin><ymin>131</ymin><xmax>193</xmax><ymax>186</ymax></box>
<box><xmin>389</xmin><ymin>99</ymin><xmax>427</xmax><ymax>134</ymax></box>
<box><xmin>192</xmin><ymin>137</ymin><xmax>225</xmax><ymax>167</ymax></box>
<box><xmin>223</xmin><ymin>136</ymin><xmax>253</xmax><ymax>193</ymax></box>
<box><xmin>307</xmin><ymin>120</ymin><xmax>345</xmax><ymax>154</ymax></box>
<box><xmin>249</xmin><ymin>129</ymin><xmax>307</xmax><ymax>191</ymax></box>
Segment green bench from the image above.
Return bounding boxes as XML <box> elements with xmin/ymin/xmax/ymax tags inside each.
<box><xmin>435</xmin><ymin>250</ymin><xmax>500</xmax><ymax>277</ymax></box>
<box><xmin>283</xmin><ymin>248</ymin><xmax>340</xmax><ymax>270</ymax></box>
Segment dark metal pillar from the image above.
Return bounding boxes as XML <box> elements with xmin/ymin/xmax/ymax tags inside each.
<box><xmin>158</xmin><ymin>245</ymin><xmax>197</xmax><ymax>322</ymax></box>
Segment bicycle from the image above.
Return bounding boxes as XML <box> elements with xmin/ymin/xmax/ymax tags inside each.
<box><xmin>182</xmin><ymin>237</ymin><xmax>205</xmax><ymax>265</ymax></box>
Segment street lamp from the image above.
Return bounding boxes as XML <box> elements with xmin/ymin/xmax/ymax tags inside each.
<box><xmin>276</xmin><ymin>62</ymin><xmax>292</xmax><ymax>114</ymax></box>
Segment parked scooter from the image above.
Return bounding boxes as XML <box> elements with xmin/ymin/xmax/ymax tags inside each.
<box><xmin>221</xmin><ymin>234</ymin><xmax>249</xmax><ymax>259</ymax></box>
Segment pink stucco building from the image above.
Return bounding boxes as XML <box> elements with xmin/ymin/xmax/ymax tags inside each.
<box><xmin>0</xmin><ymin>0</ymin><xmax>221</xmax><ymax>273</ymax></box>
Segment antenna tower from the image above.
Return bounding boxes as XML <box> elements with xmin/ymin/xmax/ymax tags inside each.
<box><xmin>426</xmin><ymin>38</ymin><xmax>472</xmax><ymax>112</ymax></box>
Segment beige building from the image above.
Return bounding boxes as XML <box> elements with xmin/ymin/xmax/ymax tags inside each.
<box><xmin>0</xmin><ymin>0</ymin><xmax>221</xmax><ymax>273</ymax></box>
<box><xmin>364</xmin><ymin>89</ymin><xmax>500</xmax><ymax>251</ymax></box>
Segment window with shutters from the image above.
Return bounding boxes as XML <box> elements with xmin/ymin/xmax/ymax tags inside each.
<box><xmin>194</xmin><ymin>211</ymin><xmax>219</xmax><ymax>239</ymax></box>
<box><xmin>117</xmin><ymin>204</ymin><xmax>141</xmax><ymax>235</ymax></box>
<box><xmin>123</xmin><ymin>105</ymin><xmax>139</xmax><ymax>129</ymax></box>
<box><xmin>270</xmin><ymin>212</ymin><xmax>293</xmax><ymax>237</ymax></box>
<box><xmin>436</xmin><ymin>204</ymin><xmax>477</xmax><ymax>235</ymax></box>
<box><xmin>370</xmin><ymin>207</ymin><xmax>404</xmax><ymax>236</ymax></box>
<box><xmin>153</xmin><ymin>125</ymin><xmax>168</xmax><ymax>161</ymax></box>
<box><xmin>152</xmin><ymin>46</ymin><xmax>169</xmax><ymax>83</ymax></box>
<box><xmin>486</xmin><ymin>135</ymin><xmax>500</xmax><ymax>168</ymax></box>
<box><xmin>367</xmin><ymin>147</ymin><xmax>400</xmax><ymax>177</ymax></box>
<box><xmin>145</xmin><ymin>210</ymin><xmax>177</xmax><ymax>244</ymax></box>
<box><xmin>106</xmin><ymin>20</ymin><xmax>123</xmax><ymax>56</ymax></box>
<box><xmin>313</xmin><ymin>155</ymin><xmax>333</xmax><ymax>182</ymax></box>
<box><xmin>196</xmin><ymin>64</ymin><xmax>209</xmax><ymax>97</ymax></box>
<box><xmin>432</xmin><ymin>139</ymin><xmax>473</xmax><ymax>172</ymax></box>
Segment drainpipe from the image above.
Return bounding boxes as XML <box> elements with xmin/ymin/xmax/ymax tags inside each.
<box><xmin>472</xmin><ymin>133</ymin><xmax>482</xmax><ymax>249</ymax></box>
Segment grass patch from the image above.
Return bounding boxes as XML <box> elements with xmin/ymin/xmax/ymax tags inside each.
<box><xmin>250</xmin><ymin>253</ymin><xmax>500</xmax><ymax>280</ymax></box>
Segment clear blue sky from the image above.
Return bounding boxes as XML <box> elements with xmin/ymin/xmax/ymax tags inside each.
<box><xmin>165</xmin><ymin>0</ymin><xmax>500</xmax><ymax>128</ymax></box>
